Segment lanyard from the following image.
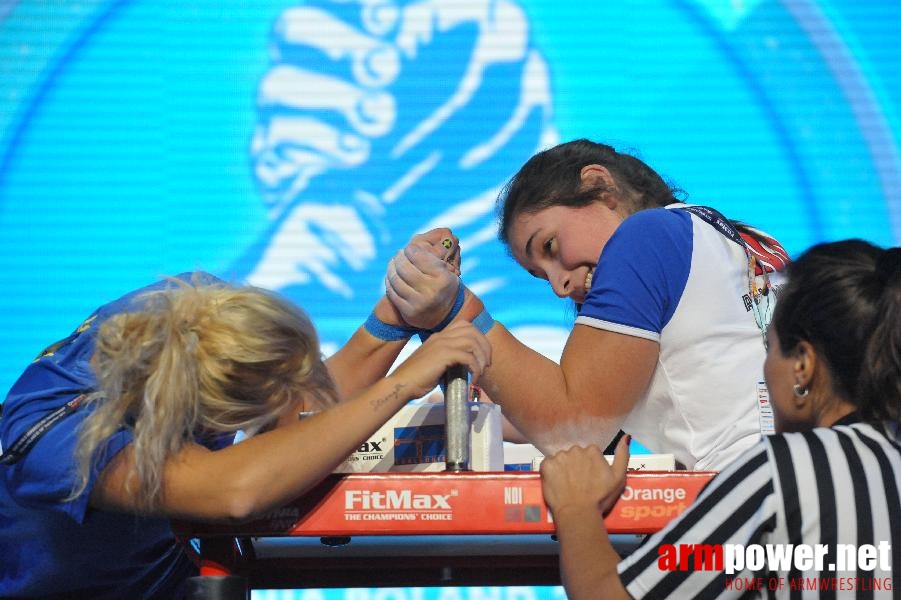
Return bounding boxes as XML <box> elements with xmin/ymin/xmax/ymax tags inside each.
<box><xmin>678</xmin><ymin>204</ymin><xmax>775</xmax><ymax>349</ymax></box>
<box><xmin>0</xmin><ymin>393</ymin><xmax>90</xmax><ymax>465</ymax></box>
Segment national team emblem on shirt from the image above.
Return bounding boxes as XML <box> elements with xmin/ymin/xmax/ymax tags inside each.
<box><xmin>33</xmin><ymin>315</ymin><xmax>97</xmax><ymax>361</ymax></box>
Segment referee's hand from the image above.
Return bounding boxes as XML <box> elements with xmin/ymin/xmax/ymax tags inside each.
<box><xmin>540</xmin><ymin>435</ymin><xmax>630</xmax><ymax>518</ymax></box>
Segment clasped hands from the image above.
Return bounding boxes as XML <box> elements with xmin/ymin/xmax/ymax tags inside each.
<box><xmin>383</xmin><ymin>229</ymin><xmax>631</xmax><ymax>516</ymax></box>
<box><xmin>384</xmin><ymin>227</ymin><xmax>478</xmax><ymax>333</ymax></box>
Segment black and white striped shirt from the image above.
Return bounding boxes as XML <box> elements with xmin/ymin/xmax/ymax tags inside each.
<box><xmin>618</xmin><ymin>416</ymin><xmax>900</xmax><ymax>598</ymax></box>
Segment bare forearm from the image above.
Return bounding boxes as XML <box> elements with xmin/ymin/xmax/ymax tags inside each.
<box><xmin>226</xmin><ymin>378</ymin><xmax>416</xmax><ymax>514</ymax></box>
<box><xmin>553</xmin><ymin>506</ymin><xmax>631</xmax><ymax>600</ymax></box>
<box><xmin>479</xmin><ymin>324</ymin><xmax>622</xmax><ymax>454</ymax></box>
<box><xmin>139</xmin><ymin>377</ymin><xmax>417</xmax><ymax>521</ymax></box>
<box><xmin>326</xmin><ymin>297</ymin><xmax>410</xmax><ymax>399</ymax></box>
<box><xmin>480</xmin><ymin>324</ymin><xmax>567</xmax><ymax>436</ymax></box>
<box><xmin>326</xmin><ymin>329</ymin><xmax>407</xmax><ymax>399</ymax></box>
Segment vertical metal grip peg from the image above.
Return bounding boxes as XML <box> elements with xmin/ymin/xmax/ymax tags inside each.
<box><xmin>444</xmin><ymin>364</ymin><xmax>471</xmax><ymax>472</ymax></box>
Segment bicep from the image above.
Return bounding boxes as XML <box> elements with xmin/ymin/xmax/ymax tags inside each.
<box><xmin>560</xmin><ymin>325</ymin><xmax>659</xmax><ymax>423</ymax></box>
<box><xmin>522</xmin><ymin>326</ymin><xmax>658</xmax><ymax>455</ymax></box>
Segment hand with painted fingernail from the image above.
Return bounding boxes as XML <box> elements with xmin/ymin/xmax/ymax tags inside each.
<box><xmin>385</xmin><ymin>228</ymin><xmax>461</xmax><ymax>330</ymax></box>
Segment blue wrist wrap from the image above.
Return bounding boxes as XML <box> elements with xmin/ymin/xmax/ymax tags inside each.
<box><xmin>363</xmin><ymin>312</ymin><xmax>418</xmax><ymax>341</ymax></box>
<box><xmin>471</xmin><ymin>308</ymin><xmax>496</xmax><ymax>334</ymax></box>
<box><xmin>433</xmin><ymin>283</ymin><xmax>465</xmax><ymax>331</ymax></box>
<box><xmin>418</xmin><ymin>284</ymin><xmax>465</xmax><ymax>343</ymax></box>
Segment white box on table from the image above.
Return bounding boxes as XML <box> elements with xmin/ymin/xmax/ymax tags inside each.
<box><xmin>335</xmin><ymin>401</ymin><xmax>504</xmax><ymax>473</ymax></box>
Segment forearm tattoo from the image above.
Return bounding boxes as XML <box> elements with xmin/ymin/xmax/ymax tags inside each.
<box><xmin>370</xmin><ymin>383</ymin><xmax>406</xmax><ymax>412</ymax></box>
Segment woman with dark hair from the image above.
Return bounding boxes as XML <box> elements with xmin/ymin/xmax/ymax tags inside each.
<box><xmin>388</xmin><ymin>138</ymin><xmax>790</xmax><ymax>470</ymax></box>
<box><xmin>539</xmin><ymin>239</ymin><xmax>900</xmax><ymax>598</ymax></box>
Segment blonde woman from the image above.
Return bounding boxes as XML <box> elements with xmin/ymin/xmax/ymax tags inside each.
<box><xmin>0</xmin><ymin>271</ymin><xmax>489</xmax><ymax>599</ymax></box>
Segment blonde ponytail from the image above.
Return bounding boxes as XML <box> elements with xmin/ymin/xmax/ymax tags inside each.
<box><xmin>71</xmin><ymin>276</ymin><xmax>337</xmax><ymax>510</ymax></box>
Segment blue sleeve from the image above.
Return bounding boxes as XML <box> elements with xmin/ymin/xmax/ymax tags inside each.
<box><xmin>7</xmin><ymin>409</ymin><xmax>233</xmax><ymax>524</ymax></box>
<box><xmin>6</xmin><ymin>408</ymin><xmax>133</xmax><ymax>524</ymax></box>
<box><xmin>577</xmin><ymin>208</ymin><xmax>693</xmax><ymax>337</ymax></box>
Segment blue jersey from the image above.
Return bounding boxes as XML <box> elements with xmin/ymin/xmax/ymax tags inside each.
<box><xmin>0</xmin><ymin>273</ymin><xmax>231</xmax><ymax>599</ymax></box>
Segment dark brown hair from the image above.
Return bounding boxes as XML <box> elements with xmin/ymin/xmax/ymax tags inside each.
<box><xmin>771</xmin><ymin>239</ymin><xmax>901</xmax><ymax>427</ymax></box>
<box><xmin>497</xmin><ymin>139</ymin><xmax>682</xmax><ymax>246</ymax></box>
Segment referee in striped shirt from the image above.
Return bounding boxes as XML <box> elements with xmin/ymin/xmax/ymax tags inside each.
<box><xmin>540</xmin><ymin>239</ymin><xmax>901</xmax><ymax>599</ymax></box>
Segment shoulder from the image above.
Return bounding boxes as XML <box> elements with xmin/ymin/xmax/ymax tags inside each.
<box><xmin>2</xmin><ymin>399</ymin><xmax>133</xmax><ymax>517</ymax></box>
<box><xmin>761</xmin><ymin>424</ymin><xmax>901</xmax><ymax>541</ymax></box>
<box><xmin>767</xmin><ymin>422</ymin><xmax>901</xmax><ymax>457</ymax></box>
<box><xmin>758</xmin><ymin>423</ymin><xmax>893</xmax><ymax>498</ymax></box>
<box><xmin>602</xmin><ymin>206</ymin><xmax>694</xmax><ymax>265</ymax></box>
<box><xmin>607</xmin><ymin>206</ymin><xmax>695</xmax><ymax>259</ymax></box>
<box><xmin>581</xmin><ymin>208</ymin><xmax>695</xmax><ymax>334</ymax></box>
<box><xmin>617</xmin><ymin>205</ymin><xmax>692</xmax><ymax>235</ymax></box>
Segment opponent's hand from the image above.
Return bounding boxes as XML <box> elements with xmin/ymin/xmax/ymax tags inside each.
<box><xmin>387</xmin><ymin>320</ymin><xmax>491</xmax><ymax>399</ymax></box>
<box><xmin>401</xmin><ymin>227</ymin><xmax>460</xmax><ymax>274</ymax></box>
<box><xmin>540</xmin><ymin>435</ymin><xmax>630</xmax><ymax>518</ymax></box>
<box><xmin>385</xmin><ymin>228</ymin><xmax>462</xmax><ymax>329</ymax></box>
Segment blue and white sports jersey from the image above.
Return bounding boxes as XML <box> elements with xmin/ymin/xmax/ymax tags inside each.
<box><xmin>576</xmin><ymin>204</ymin><xmax>788</xmax><ymax>471</ymax></box>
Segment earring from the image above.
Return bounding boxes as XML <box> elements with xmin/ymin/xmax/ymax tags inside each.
<box><xmin>792</xmin><ymin>383</ymin><xmax>809</xmax><ymax>398</ymax></box>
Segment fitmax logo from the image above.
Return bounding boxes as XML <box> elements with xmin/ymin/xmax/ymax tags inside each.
<box><xmin>357</xmin><ymin>440</ymin><xmax>384</xmax><ymax>453</ymax></box>
<box><xmin>345</xmin><ymin>490</ymin><xmax>453</xmax><ymax>510</ymax></box>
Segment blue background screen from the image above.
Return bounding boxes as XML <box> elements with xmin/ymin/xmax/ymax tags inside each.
<box><xmin>2</xmin><ymin>1</ymin><xmax>899</xmax><ymax>597</ymax></box>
